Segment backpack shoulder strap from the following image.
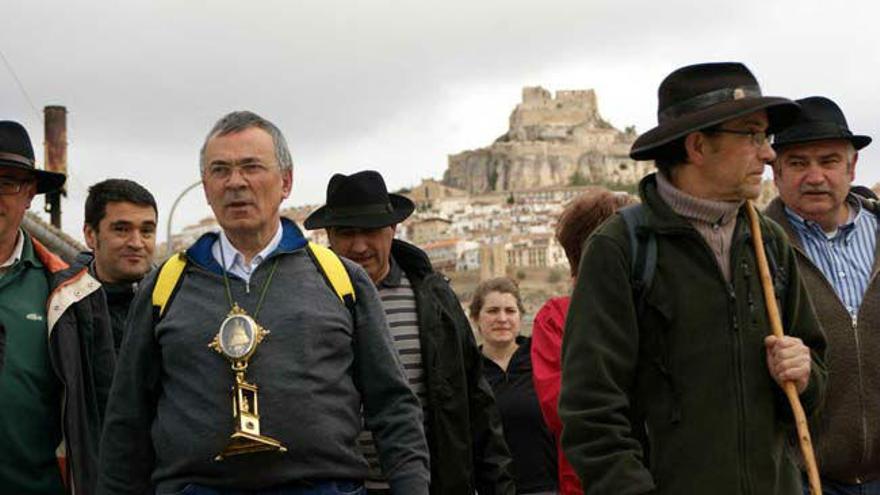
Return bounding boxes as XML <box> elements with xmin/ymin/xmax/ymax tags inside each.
<box><xmin>152</xmin><ymin>252</ymin><xmax>188</xmax><ymax>318</ymax></box>
<box><xmin>307</xmin><ymin>242</ymin><xmax>356</xmax><ymax>310</ymax></box>
<box><xmin>619</xmin><ymin>204</ymin><xmax>657</xmax><ymax>311</ymax></box>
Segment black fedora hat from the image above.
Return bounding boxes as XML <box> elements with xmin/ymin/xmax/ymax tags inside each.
<box><xmin>631</xmin><ymin>62</ymin><xmax>800</xmax><ymax>161</ymax></box>
<box><xmin>304</xmin><ymin>170</ymin><xmax>415</xmax><ymax>230</ymax></box>
<box><xmin>772</xmin><ymin>96</ymin><xmax>871</xmax><ymax>151</ymax></box>
<box><xmin>0</xmin><ymin>121</ymin><xmax>65</xmax><ymax>194</ymax></box>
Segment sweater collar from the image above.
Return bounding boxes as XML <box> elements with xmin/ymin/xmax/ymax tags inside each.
<box><xmin>655</xmin><ymin>172</ymin><xmax>742</xmax><ymax>227</ymax></box>
<box><xmin>186</xmin><ymin>217</ymin><xmax>308</xmax><ymax>275</ymax></box>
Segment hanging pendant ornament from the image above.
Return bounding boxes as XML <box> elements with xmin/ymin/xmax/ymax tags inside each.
<box><xmin>209</xmin><ymin>303</ymin><xmax>287</xmax><ymax>460</ymax></box>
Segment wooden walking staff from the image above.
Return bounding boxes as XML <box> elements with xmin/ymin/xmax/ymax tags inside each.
<box><xmin>745</xmin><ymin>201</ymin><xmax>821</xmax><ymax>495</ymax></box>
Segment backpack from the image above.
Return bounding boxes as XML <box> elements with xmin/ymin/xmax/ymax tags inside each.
<box><xmin>619</xmin><ymin>203</ymin><xmax>784</xmax><ymax>314</ymax></box>
<box><xmin>618</xmin><ymin>203</ymin><xmax>784</xmax><ymax>431</ymax></box>
<box><xmin>151</xmin><ymin>241</ymin><xmax>355</xmax><ymax>319</ymax></box>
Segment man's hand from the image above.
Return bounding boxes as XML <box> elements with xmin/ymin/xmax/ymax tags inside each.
<box><xmin>764</xmin><ymin>335</ymin><xmax>811</xmax><ymax>394</ymax></box>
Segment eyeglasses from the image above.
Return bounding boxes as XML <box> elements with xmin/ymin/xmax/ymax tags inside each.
<box><xmin>205</xmin><ymin>163</ymin><xmax>275</xmax><ymax>181</ymax></box>
<box><xmin>706</xmin><ymin>128</ymin><xmax>774</xmax><ymax>147</ymax></box>
<box><xmin>0</xmin><ymin>177</ymin><xmax>32</xmax><ymax>195</ymax></box>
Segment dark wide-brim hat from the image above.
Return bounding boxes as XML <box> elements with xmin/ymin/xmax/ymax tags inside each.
<box><xmin>630</xmin><ymin>62</ymin><xmax>801</xmax><ymax>161</ymax></box>
<box><xmin>772</xmin><ymin>96</ymin><xmax>871</xmax><ymax>151</ymax></box>
<box><xmin>0</xmin><ymin>120</ymin><xmax>65</xmax><ymax>194</ymax></box>
<box><xmin>304</xmin><ymin>170</ymin><xmax>415</xmax><ymax>230</ymax></box>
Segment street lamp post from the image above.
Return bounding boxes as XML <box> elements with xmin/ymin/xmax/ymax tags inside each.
<box><xmin>165</xmin><ymin>180</ymin><xmax>203</xmax><ymax>255</ymax></box>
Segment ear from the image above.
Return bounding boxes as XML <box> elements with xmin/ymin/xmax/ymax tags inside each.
<box><xmin>771</xmin><ymin>158</ymin><xmax>783</xmax><ymax>187</ymax></box>
<box><xmin>849</xmin><ymin>152</ymin><xmax>859</xmax><ymax>182</ymax></box>
<box><xmin>83</xmin><ymin>224</ymin><xmax>98</xmax><ymax>250</ymax></box>
<box><xmin>23</xmin><ymin>183</ymin><xmax>36</xmax><ymax>209</ymax></box>
<box><xmin>281</xmin><ymin>169</ymin><xmax>293</xmax><ymax>199</ymax></box>
<box><xmin>202</xmin><ymin>180</ymin><xmax>212</xmax><ymax>205</ymax></box>
<box><xmin>684</xmin><ymin>132</ymin><xmax>708</xmax><ymax>166</ymax></box>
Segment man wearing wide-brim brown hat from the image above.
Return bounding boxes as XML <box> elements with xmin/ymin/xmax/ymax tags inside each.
<box><xmin>306</xmin><ymin>170</ymin><xmax>516</xmax><ymax>495</ymax></box>
<box><xmin>559</xmin><ymin>63</ymin><xmax>827</xmax><ymax>495</ymax></box>
<box><xmin>0</xmin><ymin>120</ymin><xmax>114</xmax><ymax>495</ymax></box>
<box><xmin>766</xmin><ymin>96</ymin><xmax>880</xmax><ymax>492</ymax></box>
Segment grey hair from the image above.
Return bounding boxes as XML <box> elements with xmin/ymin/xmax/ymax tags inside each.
<box><xmin>772</xmin><ymin>140</ymin><xmax>858</xmax><ymax>173</ymax></box>
<box><xmin>199</xmin><ymin>111</ymin><xmax>293</xmax><ymax>175</ymax></box>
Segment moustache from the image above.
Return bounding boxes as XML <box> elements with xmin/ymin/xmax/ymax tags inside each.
<box><xmin>222</xmin><ymin>191</ymin><xmax>254</xmax><ymax>205</ymax></box>
<box><xmin>800</xmin><ymin>185</ymin><xmax>833</xmax><ymax>195</ymax></box>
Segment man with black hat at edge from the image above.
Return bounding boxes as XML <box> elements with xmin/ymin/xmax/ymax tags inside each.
<box><xmin>558</xmin><ymin>62</ymin><xmax>827</xmax><ymax>494</ymax></box>
<box><xmin>766</xmin><ymin>96</ymin><xmax>880</xmax><ymax>494</ymax></box>
<box><xmin>0</xmin><ymin>121</ymin><xmax>114</xmax><ymax>494</ymax></box>
<box><xmin>305</xmin><ymin>170</ymin><xmax>516</xmax><ymax>495</ymax></box>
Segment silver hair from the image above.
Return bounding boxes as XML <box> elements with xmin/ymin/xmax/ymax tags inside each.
<box><xmin>199</xmin><ymin>111</ymin><xmax>293</xmax><ymax>175</ymax></box>
<box><xmin>772</xmin><ymin>141</ymin><xmax>857</xmax><ymax>173</ymax></box>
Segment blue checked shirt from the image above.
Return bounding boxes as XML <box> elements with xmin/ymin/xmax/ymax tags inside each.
<box><xmin>784</xmin><ymin>196</ymin><xmax>878</xmax><ymax>320</ymax></box>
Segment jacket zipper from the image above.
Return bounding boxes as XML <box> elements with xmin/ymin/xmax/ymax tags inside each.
<box><xmin>729</xmin><ymin>223</ymin><xmax>753</xmax><ymax>495</ymax></box>
<box><xmin>793</xmin><ymin>243</ymin><xmax>875</xmax><ymax>475</ymax></box>
<box><xmin>668</xmin><ymin>219</ymin><xmax>753</xmax><ymax>493</ymax></box>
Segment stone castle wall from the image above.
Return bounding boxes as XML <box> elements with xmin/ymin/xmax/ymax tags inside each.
<box><xmin>444</xmin><ymin>86</ymin><xmax>653</xmax><ymax>194</ymax></box>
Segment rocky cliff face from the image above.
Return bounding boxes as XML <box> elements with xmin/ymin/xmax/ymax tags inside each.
<box><xmin>444</xmin><ymin>87</ymin><xmax>653</xmax><ymax>193</ymax></box>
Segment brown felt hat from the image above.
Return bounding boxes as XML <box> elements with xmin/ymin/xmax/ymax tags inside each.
<box><xmin>630</xmin><ymin>62</ymin><xmax>801</xmax><ymax>161</ymax></box>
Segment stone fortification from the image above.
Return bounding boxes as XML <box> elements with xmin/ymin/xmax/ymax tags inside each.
<box><xmin>444</xmin><ymin>87</ymin><xmax>653</xmax><ymax>193</ymax></box>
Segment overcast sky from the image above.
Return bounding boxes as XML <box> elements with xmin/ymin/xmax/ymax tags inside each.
<box><xmin>3</xmin><ymin>0</ymin><xmax>878</xmax><ymax>243</ymax></box>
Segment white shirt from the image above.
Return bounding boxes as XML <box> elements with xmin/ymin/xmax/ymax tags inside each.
<box><xmin>211</xmin><ymin>222</ymin><xmax>283</xmax><ymax>284</ymax></box>
<box><xmin>0</xmin><ymin>229</ymin><xmax>25</xmax><ymax>276</ymax></box>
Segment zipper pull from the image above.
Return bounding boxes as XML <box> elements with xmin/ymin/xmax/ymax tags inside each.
<box><xmin>245</xmin><ymin>280</ymin><xmax>251</xmax><ymax>294</ymax></box>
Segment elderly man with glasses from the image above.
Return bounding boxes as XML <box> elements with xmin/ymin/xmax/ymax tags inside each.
<box><xmin>0</xmin><ymin>121</ymin><xmax>115</xmax><ymax>495</ymax></box>
<box><xmin>559</xmin><ymin>63</ymin><xmax>827</xmax><ymax>495</ymax></box>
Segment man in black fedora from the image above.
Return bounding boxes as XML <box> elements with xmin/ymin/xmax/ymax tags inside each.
<box><xmin>306</xmin><ymin>170</ymin><xmax>516</xmax><ymax>495</ymax></box>
<box><xmin>0</xmin><ymin>120</ymin><xmax>114</xmax><ymax>494</ymax></box>
<box><xmin>558</xmin><ymin>63</ymin><xmax>827</xmax><ymax>494</ymax></box>
<box><xmin>766</xmin><ymin>96</ymin><xmax>880</xmax><ymax>493</ymax></box>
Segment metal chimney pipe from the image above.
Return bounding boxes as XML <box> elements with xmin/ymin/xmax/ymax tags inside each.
<box><xmin>44</xmin><ymin>105</ymin><xmax>67</xmax><ymax>229</ymax></box>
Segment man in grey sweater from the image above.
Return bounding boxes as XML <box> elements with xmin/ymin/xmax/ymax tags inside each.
<box><xmin>97</xmin><ymin>111</ymin><xmax>429</xmax><ymax>495</ymax></box>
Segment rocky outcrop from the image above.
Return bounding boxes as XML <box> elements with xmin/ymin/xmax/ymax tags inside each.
<box><xmin>444</xmin><ymin>87</ymin><xmax>653</xmax><ymax>193</ymax></box>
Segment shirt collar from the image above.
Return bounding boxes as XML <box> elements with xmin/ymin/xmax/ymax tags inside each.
<box><xmin>785</xmin><ymin>195</ymin><xmax>863</xmax><ymax>242</ymax></box>
<box><xmin>0</xmin><ymin>229</ymin><xmax>26</xmax><ymax>269</ymax></box>
<box><xmin>217</xmin><ymin>221</ymin><xmax>284</xmax><ymax>271</ymax></box>
<box><xmin>377</xmin><ymin>254</ymin><xmax>403</xmax><ymax>289</ymax></box>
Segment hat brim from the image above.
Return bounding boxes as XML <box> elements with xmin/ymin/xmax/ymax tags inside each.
<box><xmin>0</xmin><ymin>160</ymin><xmax>66</xmax><ymax>194</ymax></box>
<box><xmin>773</xmin><ymin>133</ymin><xmax>872</xmax><ymax>151</ymax></box>
<box><xmin>630</xmin><ymin>97</ymin><xmax>800</xmax><ymax>161</ymax></box>
<box><xmin>304</xmin><ymin>194</ymin><xmax>415</xmax><ymax>230</ymax></box>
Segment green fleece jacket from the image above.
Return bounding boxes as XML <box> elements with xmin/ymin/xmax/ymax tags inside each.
<box><xmin>559</xmin><ymin>174</ymin><xmax>827</xmax><ymax>495</ymax></box>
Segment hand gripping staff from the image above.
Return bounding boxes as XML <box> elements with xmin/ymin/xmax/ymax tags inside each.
<box><xmin>745</xmin><ymin>201</ymin><xmax>821</xmax><ymax>495</ymax></box>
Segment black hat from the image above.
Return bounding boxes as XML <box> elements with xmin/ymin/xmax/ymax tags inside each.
<box><xmin>630</xmin><ymin>62</ymin><xmax>800</xmax><ymax>161</ymax></box>
<box><xmin>772</xmin><ymin>96</ymin><xmax>871</xmax><ymax>151</ymax></box>
<box><xmin>304</xmin><ymin>170</ymin><xmax>415</xmax><ymax>230</ymax></box>
<box><xmin>0</xmin><ymin>121</ymin><xmax>65</xmax><ymax>194</ymax></box>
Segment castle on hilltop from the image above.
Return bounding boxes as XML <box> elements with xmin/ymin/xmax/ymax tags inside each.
<box><xmin>443</xmin><ymin>86</ymin><xmax>653</xmax><ymax>193</ymax></box>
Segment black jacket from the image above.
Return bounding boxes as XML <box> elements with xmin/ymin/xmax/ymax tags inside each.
<box><xmin>392</xmin><ymin>239</ymin><xmax>516</xmax><ymax>495</ymax></box>
<box><xmin>39</xmin><ymin>244</ymin><xmax>115</xmax><ymax>495</ymax></box>
<box><xmin>83</xmin><ymin>252</ymin><xmax>137</xmax><ymax>354</ymax></box>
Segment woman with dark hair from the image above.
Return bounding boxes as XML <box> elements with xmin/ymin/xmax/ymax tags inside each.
<box><xmin>531</xmin><ymin>188</ymin><xmax>636</xmax><ymax>495</ymax></box>
<box><xmin>471</xmin><ymin>277</ymin><xmax>558</xmax><ymax>495</ymax></box>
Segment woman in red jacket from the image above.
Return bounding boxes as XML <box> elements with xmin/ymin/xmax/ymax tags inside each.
<box><xmin>531</xmin><ymin>189</ymin><xmax>635</xmax><ymax>495</ymax></box>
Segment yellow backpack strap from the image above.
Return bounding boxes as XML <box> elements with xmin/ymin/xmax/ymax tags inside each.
<box><xmin>152</xmin><ymin>252</ymin><xmax>188</xmax><ymax>318</ymax></box>
<box><xmin>307</xmin><ymin>242</ymin><xmax>356</xmax><ymax>309</ymax></box>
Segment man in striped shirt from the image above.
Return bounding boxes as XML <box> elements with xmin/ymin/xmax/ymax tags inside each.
<box><xmin>767</xmin><ymin>96</ymin><xmax>880</xmax><ymax>493</ymax></box>
<box><xmin>307</xmin><ymin>170</ymin><xmax>515</xmax><ymax>495</ymax></box>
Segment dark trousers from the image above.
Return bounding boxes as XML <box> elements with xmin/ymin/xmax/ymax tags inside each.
<box><xmin>163</xmin><ymin>481</ymin><xmax>365</xmax><ymax>495</ymax></box>
<box><xmin>803</xmin><ymin>474</ymin><xmax>880</xmax><ymax>495</ymax></box>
